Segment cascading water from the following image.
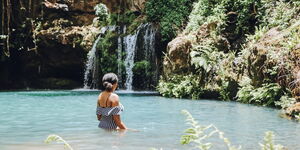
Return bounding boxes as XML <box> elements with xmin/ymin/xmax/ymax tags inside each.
<box><xmin>120</xmin><ymin>23</ymin><xmax>159</xmax><ymax>91</ymax></box>
<box><xmin>83</xmin><ymin>26</ymin><xmax>115</xmax><ymax>89</ymax></box>
<box><xmin>83</xmin><ymin>35</ymin><xmax>101</xmax><ymax>89</ymax></box>
<box><xmin>142</xmin><ymin>23</ymin><xmax>158</xmax><ymax>83</ymax></box>
<box><xmin>83</xmin><ymin>24</ymin><xmax>160</xmax><ymax>90</ymax></box>
<box><xmin>123</xmin><ymin>32</ymin><xmax>139</xmax><ymax>91</ymax></box>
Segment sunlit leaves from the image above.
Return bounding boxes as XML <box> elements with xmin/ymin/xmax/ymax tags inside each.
<box><xmin>45</xmin><ymin>134</ymin><xmax>74</xmax><ymax>150</ymax></box>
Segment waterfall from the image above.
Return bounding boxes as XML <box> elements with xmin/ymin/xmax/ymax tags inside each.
<box><xmin>117</xmin><ymin>26</ymin><xmax>126</xmax><ymax>87</ymax></box>
<box><xmin>117</xmin><ymin>36</ymin><xmax>122</xmax><ymax>83</ymax></box>
<box><xmin>120</xmin><ymin>23</ymin><xmax>159</xmax><ymax>91</ymax></box>
<box><xmin>83</xmin><ymin>24</ymin><xmax>160</xmax><ymax>90</ymax></box>
<box><xmin>142</xmin><ymin>23</ymin><xmax>158</xmax><ymax>83</ymax></box>
<box><xmin>123</xmin><ymin>32</ymin><xmax>139</xmax><ymax>91</ymax></box>
<box><xmin>83</xmin><ymin>35</ymin><xmax>101</xmax><ymax>89</ymax></box>
<box><xmin>83</xmin><ymin>26</ymin><xmax>115</xmax><ymax>89</ymax></box>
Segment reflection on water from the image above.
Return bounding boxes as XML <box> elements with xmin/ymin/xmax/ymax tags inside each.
<box><xmin>0</xmin><ymin>91</ymin><xmax>299</xmax><ymax>150</ymax></box>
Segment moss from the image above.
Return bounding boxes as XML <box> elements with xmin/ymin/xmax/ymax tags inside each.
<box><xmin>97</xmin><ymin>30</ymin><xmax>119</xmax><ymax>76</ymax></box>
<box><xmin>126</xmin><ymin>15</ymin><xmax>146</xmax><ymax>34</ymax></box>
<box><xmin>108</xmin><ymin>11</ymin><xmax>140</xmax><ymax>26</ymax></box>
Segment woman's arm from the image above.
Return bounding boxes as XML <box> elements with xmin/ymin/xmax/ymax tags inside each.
<box><xmin>111</xmin><ymin>94</ymin><xmax>127</xmax><ymax>130</ymax></box>
<box><xmin>113</xmin><ymin>115</ymin><xmax>127</xmax><ymax>129</ymax></box>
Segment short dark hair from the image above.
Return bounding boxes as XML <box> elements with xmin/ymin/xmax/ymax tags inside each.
<box><xmin>102</xmin><ymin>73</ymin><xmax>118</xmax><ymax>92</ymax></box>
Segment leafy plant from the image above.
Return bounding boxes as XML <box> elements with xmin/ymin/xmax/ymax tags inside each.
<box><xmin>275</xmin><ymin>95</ymin><xmax>296</xmax><ymax>109</ymax></box>
<box><xmin>157</xmin><ymin>75</ymin><xmax>203</xmax><ymax>99</ymax></box>
<box><xmin>181</xmin><ymin>110</ymin><xmax>242</xmax><ymax>150</ymax></box>
<box><xmin>94</xmin><ymin>3</ymin><xmax>109</xmax><ymax>25</ymax></box>
<box><xmin>181</xmin><ymin>110</ymin><xmax>287</xmax><ymax>150</ymax></box>
<box><xmin>236</xmin><ymin>83</ymin><xmax>283</xmax><ymax>106</ymax></box>
<box><xmin>258</xmin><ymin>0</ymin><xmax>300</xmax><ymax>29</ymax></box>
<box><xmin>133</xmin><ymin>60</ymin><xmax>151</xmax><ymax>77</ymax></box>
<box><xmin>45</xmin><ymin>134</ymin><xmax>74</xmax><ymax>150</ymax></box>
<box><xmin>259</xmin><ymin>131</ymin><xmax>285</xmax><ymax>150</ymax></box>
<box><xmin>185</xmin><ymin>0</ymin><xmax>227</xmax><ymax>34</ymax></box>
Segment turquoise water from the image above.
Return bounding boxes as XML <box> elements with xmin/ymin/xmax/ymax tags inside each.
<box><xmin>0</xmin><ymin>91</ymin><xmax>300</xmax><ymax>150</ymax></box>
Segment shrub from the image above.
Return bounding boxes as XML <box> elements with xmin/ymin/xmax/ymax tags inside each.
<box><xmin>157</xmin><ymin>75</ymin><xmax>203</xmax><ymax>99</ymax></box>
<box><xmin>145</xmin><ymin>0</ymin><xmax>196</xmax><ymax>41</ymax></box>
<box><xmin>133</xmin><ymin>60</ymin><xmax>151</xmax><ymax>77</ymax></box>
<box><xmin>236</xmin><ymin>83</ymin><xmax>283</xmax><ymax>106</ymax></box>
<box><xmin>275</xmin><ymin>95</ymin><xmax>296</xmax><ymax>109</ymax></box>
<box><xmin>258</xmin><ymin>0</ymin><xmax>300</xmax><ymax>29</ymax></box>
<box><xmin>185</xmin><ymin>0</ymin><xmax>262</xmax><ymax>36</ymax></box>
<box><xmin>185</xmin><ymin>0</ymin><xmax>227</xmax><ymax>33</ymax></box>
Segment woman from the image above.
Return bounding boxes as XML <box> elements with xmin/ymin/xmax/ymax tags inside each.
<box><xmin>96</xmin><ymin>73</ymin><xmax>127</xmax><ymax>130</ymax></box>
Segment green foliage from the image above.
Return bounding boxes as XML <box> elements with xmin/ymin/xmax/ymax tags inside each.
<box><xmin>185</xmin><ymin>0</ymin><xmax>227</xmax><ymax>33</ymax></box>
<box><xmin>190</xmin><ymin>42</ymin><xmax>239</xmax><ymax>100</ymax></box>
<box><xmin>145</xmin><ymin>0</ymin><xmax>196</xmax><ymax>41</ymax></box>
<box><xmin>97</xmin><ymin>31</ymin><xmax>119</xmax><ymax>74</ymax></box>
<box><xmin>185</xmin><ymin>0</ymin><xmax>262</xmax><ymax>35</ymax></box>
<box><xmin>157</xmin><ymin>75</ymin><xmax>203</xmax><ymax>99</ymax></box>
<box><xmin>190</xmin><ymin>45</ymin><xmax>220</xmax><ymax>74</ymax></box>
<box><xmin>45</xmin><ymin>134</ymin><xmax>74</xmax><ymax>150</ymax></box>
<box><xmin>181</xmin><ymin>110</ymin><xmax>287</xmax><ymax>150</ymax></box>
<box><xmin>275</xmin><ymin>95</ymin><xmax>296</xmax><ymax>109</ymax></box>
<box><xmin>236</xmin><ymin>83</ymin><xmax>283</xmax><ymax>106</ymax></box>
<box><xmin>133</xmin><ymin>60</ymin><xmax>151</xmax><ymax>77</ymax></box>
<box><xmin>94</xmin><ymin>3</ymin><xmax>109</xmax><ymax>24</ymax></box>
<box><xmin>258</xmin><ymin>0</ymin><xmax>300</xmax><ymax>29</ymax></box>
<box><xmin>108</xmin><ymin>11</ymin><xmax>139</xmax><ymax>26</ymax></box>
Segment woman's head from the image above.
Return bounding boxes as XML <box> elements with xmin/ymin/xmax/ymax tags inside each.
<box><xmin>102</xmin><ymin>73</ymin><xmax>118</xmax><ymax>92</ymax></box>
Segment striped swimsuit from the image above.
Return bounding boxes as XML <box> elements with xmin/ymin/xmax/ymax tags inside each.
<box><xmin>96</xmin><ymin>95</ymin><xmax>124</xmax><ymax>129</ymax></box>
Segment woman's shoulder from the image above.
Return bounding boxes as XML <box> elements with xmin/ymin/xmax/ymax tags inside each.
<box><xmin>110</xmin><ymin>93</ymin><xmax>120</xmax><ymax>107</ymax></box>
<box><xmin>110</xmin><ymin>93</ymin><xmax>119</xmax><ymax>100</ymax></box>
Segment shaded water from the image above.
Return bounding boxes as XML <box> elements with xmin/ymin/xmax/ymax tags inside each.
<box><xmin>0</xmin><ymin>91</ymin><xmax>299</xmax><ymax>150</ymax></box>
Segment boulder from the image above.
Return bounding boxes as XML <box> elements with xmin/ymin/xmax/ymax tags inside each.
<box><xmin>163</xmin><ymin>35</ymin><xmax>192</xmax><ymax>76</ymax></box>
<box><xmin>286</xmin><ymin>102</ymin><xmax>300</xmax><ymax>118</ymax></box>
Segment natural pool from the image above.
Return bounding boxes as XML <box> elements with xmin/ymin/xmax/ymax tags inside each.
<box><xmin>0</xmin><ymin>91</ymin><xmax>300</xmax><ymax>150</ymax></box>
